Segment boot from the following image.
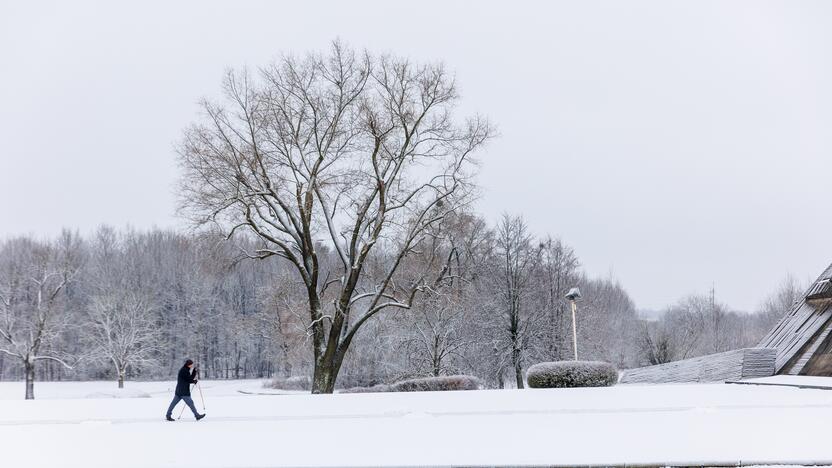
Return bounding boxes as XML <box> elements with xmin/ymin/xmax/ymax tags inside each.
<box><xmin>196</xmin><ymin>413</ymin><xmax>206</xmax><ymax>421</ymax></box>
<box><xmin>166</xmin><ymin>415</ymin><xmax>175</xmax><ymax>422</ymax></box>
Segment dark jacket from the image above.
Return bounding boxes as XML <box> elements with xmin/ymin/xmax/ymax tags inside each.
<box><xmin>175</xmin><ymin>366</ymin><xmax>198</xmax><ymax>396</ymax></box>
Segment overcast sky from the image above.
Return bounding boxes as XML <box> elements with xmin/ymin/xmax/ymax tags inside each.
<box><xmin>2</xmin><ymin>1</ymin><xmax>831</xmax><ymax>312</ymax></box>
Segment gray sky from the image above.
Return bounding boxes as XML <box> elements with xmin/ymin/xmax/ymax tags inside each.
<box><xmin>2</xmin><ymin>1</ymin><xmax>831</xmax><ymax>312</ymax></box>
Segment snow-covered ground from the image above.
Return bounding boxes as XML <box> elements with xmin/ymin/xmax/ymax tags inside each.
<box><xmin>0</xmin><ymin>379</ymin><xmax>287</xmax><ymax>400</ymax></box>
<box><xmin>1</xmin><ymin>379</ymin><xmax>831</xmax><ymax>467</ymax></box>
<box><xmin>732</xmin><ymin>375</ymin><xmax>832</xmax><ymax>389</ymax></box>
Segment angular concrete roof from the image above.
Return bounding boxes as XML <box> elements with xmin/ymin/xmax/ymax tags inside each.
<box><xmin>758</xmin><ymin>263</ymin><xmax>832</xmax><ymax>375</ymax></box>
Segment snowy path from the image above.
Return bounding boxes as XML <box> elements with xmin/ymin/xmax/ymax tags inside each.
<box><xmin>1</xmin><ymin>380</ymin><xmax>831</xmax><ymax>467</ymax></box>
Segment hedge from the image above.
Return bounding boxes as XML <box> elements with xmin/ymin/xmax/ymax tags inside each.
<box><xmin>340</xmin><ymin>375</ymin><xmax>483</xmax><ymax>393</ymax></box>
<box><xmin>391</xmin><ymin>375</ymin><xmax>483</xmax><ymax>392</ymax></box>
<box><xmin>526</xmin><ymin>361</ymin><xmax>618</xmax><ymax>388</ymax></box>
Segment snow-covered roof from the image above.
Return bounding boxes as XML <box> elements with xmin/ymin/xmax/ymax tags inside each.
<box><xmin>758</xmin><ymin>262</ymin><xmax>832</xmax><ymax>375</ymax></box>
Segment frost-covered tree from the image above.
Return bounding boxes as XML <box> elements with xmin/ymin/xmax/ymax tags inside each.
<box><xmin>81</xmin><ymin>227</ymin><xmax>161</xmax><ymax>388</ymax></box>
<box><xmin>0</xmin><ymin>232</ymin><xmax>81</xmax><ymax>399</ymax></box>
<box><xmin>636</xmin><ymin>292</ymin><xmax>751</xmax><ymax>365</ymax></box>
<box><xmin>176</xmin><ymin>41</ymin><xmax>492</xmax><ymax>393</ymax></box>
<box><xmin>574</xmin><ymin>275</ymin><xmax>639</xmax><ymax>367</ymax></box>
<box><xmin>489</xmin><ymin>214</ymin><xmax>541</xmax><ymax>389</ymax></box>
<box><xmin>405</xmin><ymin>293</ymin><xmax>468</xmax><ymax>377</ymax></box>
<box><xmin>86</xmin><ymin>293</ymin><xmax>160</xmax><ymax>388</ymax></box>
<box><xmin>538</xmin><ymin>237</ymin><xmax>579</xmax><ymax>361</ymax></box>
<box><xmin>758</xmin><ymin>274</ymin><xmax>804</xmax><ymax>329</ymax></box>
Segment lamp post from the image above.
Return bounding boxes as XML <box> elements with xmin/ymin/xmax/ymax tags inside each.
<box><xmin>565</xmin><ymin>287</ymin><xmax>582</xmax><ymax>361</ymax></box>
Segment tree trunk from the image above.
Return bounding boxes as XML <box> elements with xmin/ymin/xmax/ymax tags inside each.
<box><xmin>24</xmin><ymin>360</ymin><xmax>35</xmax><ymax>400</ymax></box>
<box><xmin>554</xmin><ymin>305</ymin><xmax>565</xmax><ymax>360</ymax></box>
<box><xmin>118</xmin><ymin>372</ymin><xmax>125</xmax><ymax>389</ymax></box>
<box><xmin>513</xmin><ymin>347</ymin><xmax>524</xmax><ymax>389</ymax></box>
<box><xmin>432</xmin><ymin>339</ymin><xmax>441</xmax><ymax>377</ymax></box>
<box><xmin>312</xmin><ymin>364</ymin><xmax>337</xmax><ymax>394</ymax></box>
<box><xmin>281</xmin><ymin>342</ymin><xmax>291</xmax><ymax>377</ymax></box>
<box><xmin>311</xmin><ymin>351</ymin><xmax>345</xmax><ymax>394</ymax></box>
<box><xmin>234</xmin><ymin>344</ymin><xmax>241</xmax><ymax>379</ymax></box>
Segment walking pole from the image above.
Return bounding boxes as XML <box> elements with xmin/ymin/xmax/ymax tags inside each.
<box><xmin>196</xmin><ymin>380</ymin><xmax>206</xmax><ymax>411</ymax></box>
<box><xmin>176</xmin><ymin>382</ymin><xmax>196</xmax><ymax>420</ymax></box>
<box><xmin>176</xmin><ymin>392</ymin><xmax>188</xmax><ymax>420</ymax></box>
<box><xmin>194</xmin><ymin>364</ymin><xmax>205</xmax><ymax>411</ymax></box>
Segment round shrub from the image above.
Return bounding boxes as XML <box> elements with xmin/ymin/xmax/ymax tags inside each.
<box><xmin>526</xmin><ymin>361</ymin><xmax>618</xmax><ymax>388</ymax></box>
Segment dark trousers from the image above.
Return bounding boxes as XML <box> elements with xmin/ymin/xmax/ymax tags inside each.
<box><xmin>166</xmin><ymin>394</ymin><xmax>200</xmax><ymax>418</ymax></box>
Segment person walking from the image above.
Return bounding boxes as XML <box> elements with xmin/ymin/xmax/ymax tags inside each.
<box><xmin>165</xmin><ymin>359</ymin><xmax>205</xmax><ymax>421</ymax></box>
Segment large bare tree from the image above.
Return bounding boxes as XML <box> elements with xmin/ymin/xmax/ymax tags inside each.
<box><xmin>177</xmin><ymin>42</ymin><xmax>492</xmax><ymax>393</ymax></box>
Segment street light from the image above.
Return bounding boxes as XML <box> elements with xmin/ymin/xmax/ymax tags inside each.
<box><xmin>564</xmin><ymin>287</ymin><xmax>582</xmax><ymax>361</ymax></box>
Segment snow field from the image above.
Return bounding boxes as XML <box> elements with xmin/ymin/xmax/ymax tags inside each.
<box><xmin>1</xmin><ymin>379</ymin><xmax>831</xmax><ymax>467</ymax></box>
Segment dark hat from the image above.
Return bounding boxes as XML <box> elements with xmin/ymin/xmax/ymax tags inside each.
<box><xmin>184</xmin><ymin>359</ymin><xmax>194</xmax><ymax>367</ymax></box>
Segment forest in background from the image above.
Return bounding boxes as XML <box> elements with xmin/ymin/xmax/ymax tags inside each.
<box><xmin>0</xmin><ymin>216</ymin><xmax>796</xmax><ymax>391</ymax></box>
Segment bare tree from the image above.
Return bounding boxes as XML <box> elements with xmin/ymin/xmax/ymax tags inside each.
<box><xmin>0</xmin><ymin>233</ymin><xmax>81</xmax><ymax>399</ymax></box>
<box><xmin>405</xmin><ymin>295</ymin><xmax>468</xmax><ymax>377</ymax></box>
<box><xmin>85</xmin><ymin>293</ymin><xmax>160</xmax><ymax>388</ymax></box>
<box><xmin>539</xmin><ymin>237</ymin><xmax>579</xmax><ymax>360</ymax></box>
<box><xmin>634</xmin><ymin>294</ymin><xmax>708</xmax><ymax>365</ymax></box>
<box><xmin>575</xmin><ymin>275</ymin><xmax>639</xmax><ymax>367</ymax></box>
<box><xmin>639</xmin><ymin>320</ymin><xmax>674</xmax><ymax>365</ymax></box>
<box><xmin>665</xmin><ymin>295</ymin><xmax>708</xmax><ymax>360</ymax></box>
<box><xmin>758</xmin><ymin>274</ymin><xmax>804</xmax><ymax>329</ymax></box>
<box><xmin>177</xmin><ymin>41</ymin><xmax>492</xmax><ymax>393</ymax></box>
<box><xmin>491</xmin><ymin>214</ymin><xmax>540</xmax><ymax>389</ymax></box>
<box><xmin>81</xmin><ymin>227</ymin><xmax>162</xmax><ymax>388</ymax></box>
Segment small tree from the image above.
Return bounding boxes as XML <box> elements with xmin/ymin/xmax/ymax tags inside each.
<box><xmin>0</xmin><ymin>233</ymin><xmax>81</xmax><ymax>399</ymax></box>
<box><xmin>639</xmin><ymin>320</ymin><xmax>674</xmax><ymax>365</ymax></box>
<box><xmin>539</xmin><ymin>237</ymin><xmax>579</xmax><ymax>360</ymax></box>
<box><xmin>82</xmin><ymin>226</ymin><xmax>162</xmax><ymax>388</ymax></box>
<box><xmin>758</xmin><ymin>274</ymin><xmax>804</xmax><ymax>331</ymax></box>
<box><xmin>403</xmin><ymin>282</ymin><xmax>469</xmax><ymax>377</ymax></box>
<box><xmin>491</xmin><ymin>214</ymin><xmax>541</xmax><ymax>389</ymax></box>
<box><xmin>86</xmin><ymin>293</ymin><xmax>160</xmax><ymax>388</ymax></box>
<box><xmin>177</xmin><ymin>41</ymin><xmax>492</xmax><ymax>393</ymax></box>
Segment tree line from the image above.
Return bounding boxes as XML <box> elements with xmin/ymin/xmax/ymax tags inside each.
<box><xmin>0</xmin><ymin>218</ymin><xmax>792</xmax><ymax>398</ymax></box>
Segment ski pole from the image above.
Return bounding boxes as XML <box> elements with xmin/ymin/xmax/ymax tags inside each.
<box><xmin>197</xmin><ymin>381</ymin><xmax>206</xmax><ymax>411</ymax></box>
<box><xmin>194</xmin><ymin>364</ymin><xmax>205</xmax><ymax>410</ymax></box>
<box><xmin>176</xmin><ymin>382</ymin><xmax>196</xmax><ymax>420</ymax></box>
<box><xmin>176</xmin><ymin>395</ymin><xmax>187</xmax><ymax>420</ymax></box>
